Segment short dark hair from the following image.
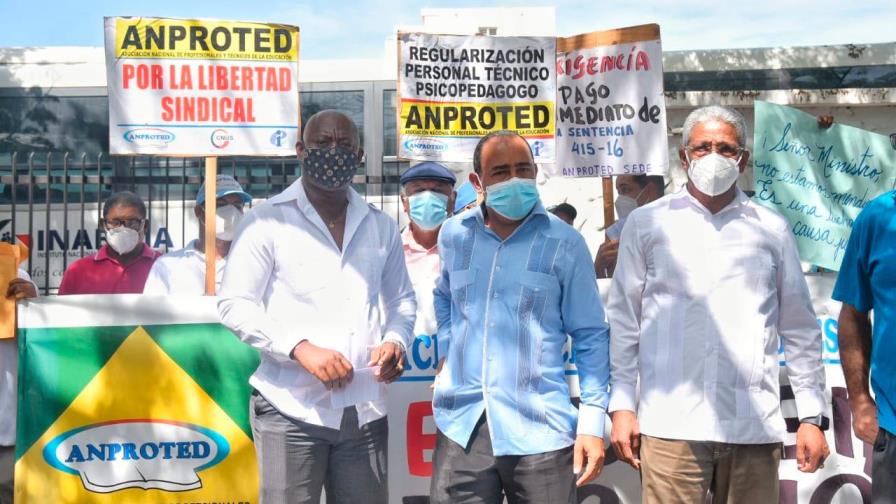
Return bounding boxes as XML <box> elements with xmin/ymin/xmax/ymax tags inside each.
<box><xmin>102</xmin><ymin>191</ymin><xmax>147</xmax><ymax>219</ymax></box>
<box><xmin>549</xmin><ymin>202</ymin><xmax>577</xmax><ymax>220</ymax></box>
<box><xmin>633</xmin><ymin>175</ymin><xmax>666</xmax><ymax>196</ymax></box>
<box><xmin>472</xmin><ymin>130</ymin><xmax>533</xmax><ymax>174</ymax></box>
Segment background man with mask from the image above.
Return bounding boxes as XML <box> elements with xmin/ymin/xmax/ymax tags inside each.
<box><xmin>59</xmin><ymin>191</ymin><xmax>159</xmax><ymax>295</ymax></box>
<box><xmin>399</xmin><ymin>162</ymin><xmax>456</xmax><ymax>338</ymax></box>
<box><xmin>218</xmin><ymin>110</ymin><xmax>416</xmax><ymax>504</ymax></box>
<box><xmin>548</xmin><ymin>202</ymin><xmax>578</xmax><ymax>226</ymax></box>
<box><xmin>453</xmin><ymin>180</ymin><xmax>481</xmax><ymax>214</ymax></box>
<box><xmin>143</xmin><ymin>174</ymin><xmax>251</xmax><ymax>295</ymax></box>
<box><xmin>607</xmin><ymin>105</ymin><xmax>828</xmax><ymax>503</ymax></box>
<box><xmin>430</xmin><ymin>130</ymin><xmax>610</xmax><ymax>504</ymax></box>
<box><xmin>594</xmin><ymin>175</ymin><xmax>664</xmax><ymax>278</ymax></box>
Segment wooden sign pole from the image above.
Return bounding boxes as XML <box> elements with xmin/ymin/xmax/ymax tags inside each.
<box><xmin>203</xmin><ymin>157</ymin><xmax>217</xmax><ymax>296</ymax></box>
<box><xmin>602</xmin><ymin>176</ymin><xmax>615</xmax><ymax>234</ymax></box>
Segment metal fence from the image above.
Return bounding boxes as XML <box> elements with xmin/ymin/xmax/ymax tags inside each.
<box><xmin>0</xmin><ymin>151</ymin><xmax>406</xmax><ymax>294</ymax></box>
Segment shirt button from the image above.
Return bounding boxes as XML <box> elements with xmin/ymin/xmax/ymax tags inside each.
<box><xmin>493</xmin><ymin>292</ymin><xmax>499</xmax><ymax>298</ymax></box>
<box><xmin>489</xmin><ymin>322</ymin><xmax>495</xmax><ymax>327</ymax></box>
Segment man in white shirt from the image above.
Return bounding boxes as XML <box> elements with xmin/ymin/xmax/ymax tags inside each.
<box><xmin>218</xmin><ymin>110</ymin><xmax>416</xmax><ymax>504</ymax></box>
<box><xmin>143</xmin><ymin>174</ymin><xmax>251</xmax><ymax>295</ymax></box>
<box><xmin>606</xmin><ymin>105</ymin><xmax>828</xmax><ymax>503</ymax></box>
<box><xmin>2</xmin><ymin>269</ymin><xmax>38</xmax><ymax>504</ymax></box>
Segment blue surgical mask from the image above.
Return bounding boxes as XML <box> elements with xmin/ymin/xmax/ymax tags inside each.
<box><xmin>408</xmin><ymin>191</ymin><xmax>449</xmax><ymax>230</ymax></box>
<box><xmin>485</xmin><ymin>177</ymin><xmax>539</xmax><ymax>221</ymax></box>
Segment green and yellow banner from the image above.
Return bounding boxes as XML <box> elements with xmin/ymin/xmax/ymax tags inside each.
<box><xmin>15</xmin><ymin>295</ymin><xmax>259</xmax><ymax>503</ymax></box>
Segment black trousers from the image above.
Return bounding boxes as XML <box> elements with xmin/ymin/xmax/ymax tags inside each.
<box><xmin>429</xmin><ymin>415</ymin><xmax>576</xmax><ymax>504</ymax></box>
<box><xmin>873</xmin><ymin>427</ymin><xmax>896</xmax><ymax>504</ymax></box>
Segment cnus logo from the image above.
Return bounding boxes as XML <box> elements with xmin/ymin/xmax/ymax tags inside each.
<box><xmin>43</xmin><ymin>419</ymin><xmax>230</xmax><ymax>493</ymax></box>
<box><xmin>210</xmin><ymin>129</ymin><xmax>234</xmax><ymax>149</ymax></box>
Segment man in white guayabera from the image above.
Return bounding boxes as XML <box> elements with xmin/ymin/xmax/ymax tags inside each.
<box><xmin>218</xmin><ymin>110</ymin><xmax>416</xmax><ymax>504</ymax></box>
<box><xmin>144</xmin><ymin>174</ymin><xmax>251</xmax><ymax>295</ymax></box>
<box><xmin>607</xmin><ymin>105</ymin><xmax>829</xmax><ymax>503</ymax></box>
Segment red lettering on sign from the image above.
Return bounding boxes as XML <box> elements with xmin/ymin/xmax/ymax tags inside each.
<box><xmin>406</xmin><ymin>401</ymin><xmax>436</xmax><ymax>477</ymax></box>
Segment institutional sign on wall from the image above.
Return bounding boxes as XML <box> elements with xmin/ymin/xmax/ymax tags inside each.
<box><xmin>753</xmin><ymin>101</ymin><xmax>896</xmax><ymax>271</ymax></box>
<box><xmin>104</xmin><ymin>17</ymin><xmax>300</xmax><ymax>156</ymax></box>
<box><xmin>551</xmin><ymin>24</ymin><xmax>668</xmax><ymax>178</ymax></box>
<box><xmin>398</xmin><ymin>33</ymin><xmax>556</xmax><ymax>163</ymax></box>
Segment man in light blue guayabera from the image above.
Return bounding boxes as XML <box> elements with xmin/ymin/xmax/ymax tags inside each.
<box><xmin>430</xmin><ymin>130</ymin><xmax>610</xmax><ymax>504</ymax></box>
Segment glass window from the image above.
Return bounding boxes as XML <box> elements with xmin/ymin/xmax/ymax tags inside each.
<box><xmin>0</xmin><ymin>96</ymin><xmax>108</xmax><ymax>154</ymax></box>
<box><xmin>383</xmin><ymin>90</ymin><xmax>398</xmax><ymax>157</ymax></box>
<box><xmin>664</xmin><ymin>64</ymin><xmax>896</xmax><ymax>92</ymax></box>
<box><xmin>300</xmin><ymin>91</ymin><xmax>365</xmax><ymax>144</ymax></box>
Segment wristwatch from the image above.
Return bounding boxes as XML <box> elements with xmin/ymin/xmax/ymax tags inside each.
<box><xmin>800</xmin><ymin>414</ymin><xmax>830</xmax><ymax>431</ymax></box>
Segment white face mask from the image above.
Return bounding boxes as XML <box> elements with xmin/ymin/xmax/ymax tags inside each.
<box><xmin>614</xmin><ymin>195</ymin><xmax>638</xmax><ymax>220</ymax></box>
<box><xmin>688</xmin><ymin>152</ymin><xmax>741</xmax><ymax>197</ymax></box>
<box><xmin>215</xmin><ymin>205</ymin><xmax>243</xmax><ymax>241</ymax></box>
<box><xmin>614</xmin><ymin>185</ymin><xmax>647</xmax><ymax>220</ymax></box>
<box><xmin>105</xmin><ymin>227</ymin><xmax>142</xmax><ymax>255</ymax></box>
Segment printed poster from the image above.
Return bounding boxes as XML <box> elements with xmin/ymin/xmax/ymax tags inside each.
<box><xmin>104</xmin><ymin>16</ymin><xmax>300</xmax><ymax>156</ymax></box>
<box><xmin>398</xmin><ymin>33</ymin><xmax>556</xmax><ymax>163</ymax></box>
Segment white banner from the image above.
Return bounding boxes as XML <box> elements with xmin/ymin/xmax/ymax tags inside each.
<box><xmin>387</xmin><ymin>275</ymin><xmax>871</xmax><ymax>503</ymax></box>
<box><xmin>104</xmin><ymin>17</ymin><xmax>300</xmax><ymax>156</ymax></box>
<box><xmin>551</xmin><ymin>25</ymin><xmax>669</xmax><ymax>178</ymax></box>
<box><xmin>397</xmin><ymin>33</ymin><xmax>556</xmax><ymax>163</ymax></box>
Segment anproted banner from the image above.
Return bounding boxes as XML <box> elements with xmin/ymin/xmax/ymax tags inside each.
<box><xmin>15</xmin><ymin>295</ymin><xmax>260</xmax><ymax>503</ymax></box>
<box><xmin>14</xmin><ymin>278</ymin><xmax>871</xmax><ymax>503</ymax></box>
<box><xmin>397</xmin><ymin>32</ymin><xmax>556</xmax><ymax>163</ymax></box>
<box><xmin>104</xmin><ymin>17</ymin><xmax>300</xmax><ymax>156</ymax></box>
<box><xmin>551</xmin><ymin>24</ymin><xmax>669</xmax><ymax>178</ymax></box>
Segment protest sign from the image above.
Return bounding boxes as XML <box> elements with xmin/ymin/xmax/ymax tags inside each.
<box><xmin>0</xmin><ymin>242</ymin><xmax>27</xmax><ymax>339</ymax></box>
<box><xmin>551</xmin><ymin>24</ymin><xmax>668</xmax><ymax>178</ymax></box>
<box><xmin>397</xmin><ymin>33</ymin><xmax>556</xmax><ymax>163</ymax></box>
<box><xmin>15</xmin><ymin>295</ymin><xmax>259</xmax><ymax>503</ymax></box>
<box><xmin>753</xmin><ymin>101</ymin><xmax>896</xmax><ymax>270</ymax></box>
<box><xmin>104</xmin><ymin>17</ymin><xmax>300</xmax><ymax>156</ymax></box>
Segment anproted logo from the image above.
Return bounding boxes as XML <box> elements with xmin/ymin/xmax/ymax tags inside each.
<box><xmin>210</xmin><ymin>129</ymin><xmax>234</xmax><ymax>149</ymax></box>
<box><xmin>122</xmin><ymin>128</ymin><xmax>175</xmax><ymax>147</ymax></box>
<box><xmin>270</xmin><ymin>129</ymin><xmax>287</xmax><ymax>147</ymax></box>
<box><xmin>403</xmin><ymin>137</ymin><xmax>448</xmax><ymax>156</ymax></box>
<box><xmin>43</xmin><ymin>419</ymin><xmax>230</xmax><ymax>493</ymax></box>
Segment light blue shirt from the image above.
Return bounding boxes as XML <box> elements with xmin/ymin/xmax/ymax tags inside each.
<box><xmin>433</xmin><ymin>202</ymin><xmax>610</xmax><ymax>456</ymax></box>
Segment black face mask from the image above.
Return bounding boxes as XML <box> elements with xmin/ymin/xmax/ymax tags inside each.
<box><xmin>302</xmin><ymin>146</ymin><xmax>358</xmax><ymax>189</ymax></box>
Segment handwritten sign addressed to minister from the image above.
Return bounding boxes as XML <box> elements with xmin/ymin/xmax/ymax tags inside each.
<box><xmin>753</xmin><ymin>101</ymin><xmax>896</xmax><ymax>270</ymax></box>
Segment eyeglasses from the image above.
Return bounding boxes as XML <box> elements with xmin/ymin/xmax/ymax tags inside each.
<box><xmin>104</xmin><ymin>218</ymin><xmax>144</xmax><ymax>230</ymax></box>
<box><xmin>686</xmin><ymin>142</ymin><xmax>745</xmax><ymax>159</ymax></box>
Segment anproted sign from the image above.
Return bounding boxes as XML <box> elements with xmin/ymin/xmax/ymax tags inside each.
<box><xmin>44</xmin><ymin>419</ymin><xmax>230</xmax><ymax>493</ymax></box>
<box><xmin>104</xmin><ymin>16</ymin><xmax>300</xmax><ymax>156</ymax></box>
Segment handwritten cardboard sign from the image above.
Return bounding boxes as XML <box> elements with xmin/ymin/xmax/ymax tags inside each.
<box><xmin>753</xmin><ymin>101</ymin><xmax>896</xmax><ymax>270</ymax></box>
<box><xmin>550</xmin><ymin>24</ymin><xmax>668</xmax><ymax>178</ymax></box>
